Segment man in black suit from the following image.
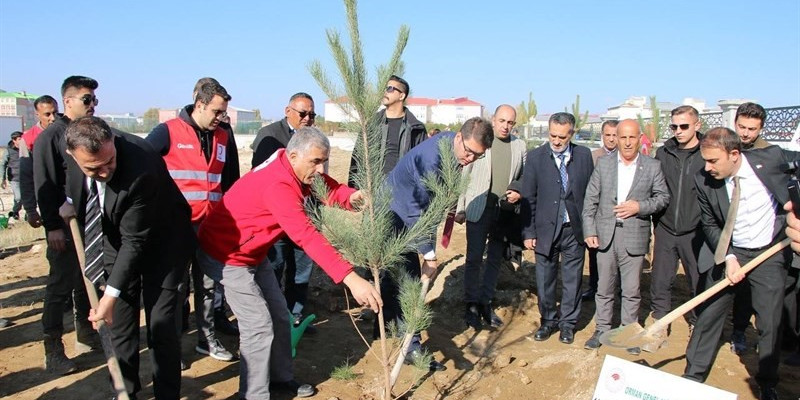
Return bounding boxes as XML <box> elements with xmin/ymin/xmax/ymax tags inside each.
<box><xmin>250</xmin><ymin>92</ymin><xmax>319</xmax><ymax>332</ymax></box>
<box><xmin>61</xmin><ymin>117</ymin><xmax>195</xmax><ymax>399</ymax></box>
<box><xmin>521</xmin><ymin>112</ymin><xmax>594</xmax><ymax>345</ymax></box>
<box><xmin>684</xmin><ymin>127</ymin><xmax>795</xmax><ymax>400</ymax></box>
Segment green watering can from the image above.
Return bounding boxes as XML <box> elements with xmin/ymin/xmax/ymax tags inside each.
<box><xmin>290</xmin><ymin>312</ymin><xmax>316</xmax><ymax>358</ymax></box>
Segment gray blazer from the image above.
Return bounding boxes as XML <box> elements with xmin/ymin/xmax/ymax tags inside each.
<box><xmin>582</xmin><ymin>151</ymin><xmax>670</xmax><ymax>255</ymax></box>
<box><xmin>456</xmin><ymin>135</ymin><xmax>527</xmax><ymax>222</ymax></box>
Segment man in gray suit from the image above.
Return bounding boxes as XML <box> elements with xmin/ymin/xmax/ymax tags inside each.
<box><xmin>582</xmin><ymin>119</ymin><xmax>670</xmax><ymax>349</ymax></box>
<box><xmin>455</xmin><ymin>104</ymin><xmax>527</xmax><ymax>329</ymax></box>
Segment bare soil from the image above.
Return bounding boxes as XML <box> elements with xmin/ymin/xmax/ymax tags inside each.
<box><xmin>0</xmin><ymin>146</ymin><xmax>797</xmax><ymax>399</ymax></box>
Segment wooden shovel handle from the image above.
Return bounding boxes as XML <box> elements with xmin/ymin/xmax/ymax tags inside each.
<box><xmin>647</xmin><ymin>238</ymin><xmax>790</xmax><ymax>334</ymax></box>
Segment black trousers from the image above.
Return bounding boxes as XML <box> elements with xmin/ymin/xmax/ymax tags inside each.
<box><xmin>533</xmin><ymin>224</ymin><xmax>584</xmax><ymax>330</ymax></box>
<box><xmin>41</xmin><ymin>238</ymin><xmax>91</xmax><ymax>337</ymax></box>
<box><xmin>684</xmin><ymin>244</ymin><xmax>790</xmax><ymax>387</ymax></box>
<box><xmin>650</xmin><ymin>224</ymin><xmax>703</xmax><ymax>323</ymax></box>
<box><xmin>112</xmin><ymin>272</ymin><xmax>182</xmax><ymax>399</ymax></box>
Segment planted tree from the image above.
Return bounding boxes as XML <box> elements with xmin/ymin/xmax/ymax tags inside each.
<box><xmin>565</xmin><ymin>94</ymin><xmax>589</xmax><ymax>132</ymax></box>
<box><xmin>637</xmin><ymin>96</ymin><xmax>663</xmax><ymax>155</ymax></box>
<box><xmin>307</xmin><ymin>1</ymin><xmax>465</xmax><ymax>398</ymax></box>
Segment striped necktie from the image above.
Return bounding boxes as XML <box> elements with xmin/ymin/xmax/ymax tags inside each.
<box><xmin>84</xmin><ymin>179</ymin><xmax>105</xmax><ymax>284</ymax></box>
<box><xmin>558</xmin><ymin>153</ymin><xmax>569</xmax><ymax>222</ymax></box>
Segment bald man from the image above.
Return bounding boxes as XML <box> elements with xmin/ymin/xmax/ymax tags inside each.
<box><xmin>456</xmin><ymin>105</ymin><xmax>527</xmax><ymax>329</ymax></box>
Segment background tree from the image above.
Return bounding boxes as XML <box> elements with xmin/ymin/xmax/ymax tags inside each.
<box><xmin>565</xmin><ymin>94</ymin><xmax>589</xmax><ymax>132</ymax></box>
<box><xmin>637</xmin><ymin>96</ymin><xmax>663</xmax><ymax>155</ymax></box>
<box><xmin>252</xmin><ymin>108</ymin><xmax>262</xmax><ymax>122</ymax></box>
<box><xmin>515</xmin><ymin>91</ymin><xmax>537</xmax><ymax>126</ymax></box>
<box><xmin>142</xmin><ymin>107</ymin><xmax>159</xmax><ymax>133</ymax></box>
<box><xmin>308</xmin><ymin>1</ymin><xmax>464</xmax><ymax>398</ymax></box>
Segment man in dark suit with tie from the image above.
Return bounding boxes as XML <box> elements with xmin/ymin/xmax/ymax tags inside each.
<box><xmin>61</xmin><ymin>116</ymin><xmax>195</xmax><ymax>399</ymax></box>
<box><xmin>521</xmin><ymin>112</ymin><xmax>594</xmax><ymax>345</ymax></box>
<box><xmin>684</xmin><ymin>127</ymin><xmax>796</xmax><ymax>400</ymax></box>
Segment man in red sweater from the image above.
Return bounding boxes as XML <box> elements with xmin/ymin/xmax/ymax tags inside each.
<box><xmin>198</xmin><ymin>126</ymin><xmax>381</xmax><ymax>399</ymax></box>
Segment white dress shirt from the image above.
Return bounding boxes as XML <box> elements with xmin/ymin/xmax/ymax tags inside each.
<box><xmin>617</xmin><ymin>153</ymin><xmax>639</xmax><ymax>205</ymax></box>
<box><xmin>727</xmin><ymin>154</ymin><xmax>776</xmax><ymax>249</ymax></box>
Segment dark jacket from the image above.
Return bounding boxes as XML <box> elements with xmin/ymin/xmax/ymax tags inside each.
<box><xmin>521</xmin><ymin>142</ymin><xmax>594</xmax><ymax>256</ymax></box>
<box><xmin>146</xmin><ymin>105</ymin><xmax>240</xmax><ymax>193</ymax></box>
<box><xmin>1</xmin><ymin>142</ymin><xmax>19</xmax><ymax>182</ymax></box>
<box><xmin>65</xmin><ymin>132</ymin><xmax>196</xmax><ymax>290</ymax></box>
<box><xmin>32</xmin><ymin>114</ymin><xmax>72</xmax><ymax>231</ymax></box>
<box><xmin>348</xmin><ymin>107</ymin><xmax>427</xmax><ymax>188</ymax></box>
<box><xmin>653</xmin><ymin>133</ymin><xmax>705</xmax><ymax>236</ymax></box>
<box><xmin>251</xmin><ymin>118</ymin><xmax>292</xmax><ymax>168</ymax></box>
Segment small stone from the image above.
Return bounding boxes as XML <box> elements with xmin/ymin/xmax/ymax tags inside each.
<box><xmin>31</xmin><ymin>244</ymin><xmax>43</xmax><ymax>253</ymax></box>
<box><xmin>515</xmin><ymin>359</ymin><xmax>528</xmax><ymax>367</ymax></box>
<box><xmin>327</xmin><ymin>397</ymin><xmax>340</xmax><ymax>400</ymax></box>
<box><xmin>493</xmin><ymin>352</ymin><xmax>512</xmax><ymax>368</ymax></box>
<box><xmin>520</xmin><ymin>374</ymin><xmax>531</xmax><ymax>385</ymax></box>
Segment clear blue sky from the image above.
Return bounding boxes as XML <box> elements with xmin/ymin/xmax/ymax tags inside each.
<box><xmin>1</xmin><ymin>0</ymin><xmax>798</xmax><ymax>120</ymax></box>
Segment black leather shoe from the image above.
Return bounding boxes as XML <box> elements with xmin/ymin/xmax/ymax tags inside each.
<box><xmin>759</xmin><ymin>386</ymin><xmax>778</xmax><ymax>400</ymax></box>
<box><xmin>214</xmin><ymin>309</ymin><xmax>240</xmax><ymax>336</ymax></box>
<box><xmin>534</xmin><ymin>325</ymin><xmax>557</xmax><ymax>341</ymax></box>
<box><xmin>270</xmin><ymin>380</ymin><xmax>316</xmax><ymax>398</ymax></box>
<box><xmin>580</xmin><ymin>290</ymin><xmax>596</xmax><ymax>302</ymax></box>
<box><xmin>180</xmin><ymin>358</ymin><xmax>189</xmax><ymax>371</ymax></box>
<box><xmin>464</xmin><ymin>303</ymin><xmax>482</xmax><ymax>330</ymax></box>
<box><xmin>479</xmin><ymin>303</ymin><xmax>504</xmax><ymax>328</ymax></box>
<box><xmin>559</xmin><ymin>328</ymin><xmax>574</xmax><ymax>344</ymax></box>
<box><xmin>404</xmin><ymin>348</ymin><xmax>447</xmax><ymax>371</ymax></box>
<box><xmin>584</xmin><ymin>330</ymin><xmax>602</xmax><ymax>350</ymax></box>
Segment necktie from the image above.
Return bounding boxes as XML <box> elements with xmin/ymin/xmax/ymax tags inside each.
<box><xmin>714</xmin><ymin>176</ymin><xmax>740</xmax><ymax>264</ymax></box>
<box><xmin>558</xmin><ymin>153</ymin><xmax>569</xmax><ymax>222</ymax></box>
<box><xmin>84</xmin><ymin>179</ymin><xmax>105</xmax><ymax>284</ymax></box>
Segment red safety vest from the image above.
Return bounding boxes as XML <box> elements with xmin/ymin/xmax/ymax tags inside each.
<box><xmin>164</xmin><ymin>118</ymin><xmax>228</xmax><ymax>223</ymax></box>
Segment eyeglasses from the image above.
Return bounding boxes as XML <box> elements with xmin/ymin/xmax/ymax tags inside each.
<box><xmin>73</xmin><ymin>94</ymin><xmax>99</xmax><ymax>106</ymax></box>
<box><xmin>460</xmin><ymin>135</ymin><xmax>485</xmax><ymax>160</ymax></box>
<box><xmin>212</xmin><ymin>109</ymin><xmax>228</xmax><ymax>119</ymax></box>
<box><xmin>290</xmin><ymin>107</ymin><xmax>316</xmax><ymax>120</ymax></box>
<box><xmin>385</xmin><ymin>85</ymin><xmax>404</xmax><ymax>94</ymax></box>
<box><xmin>669</xmin><ymin>123</ymin><xmax>691</xmax><ymax>131</ymax></box>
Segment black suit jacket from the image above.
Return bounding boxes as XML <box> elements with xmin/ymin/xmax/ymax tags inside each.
<box><xmin>65</xmin><ymin>133</ymin><xmax>196</xmax><ymax>290</ymax></box>
<box><xmin>694</xmin><ymin>146</ymin><xmax>799</xmax><ymax>272</ymax></box>
<box><xmin>251</xmin><ymin>118</ymin><xmax>292</xmax><ymax>168</ymax></box>
<box><xmin>521</xmin><ymin>142</ymin><xmax>594</xmax><ymax>256</ymax></box>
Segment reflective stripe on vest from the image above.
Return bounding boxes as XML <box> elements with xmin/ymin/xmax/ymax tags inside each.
<box><xmin>170</xmin><ymin>170</ymin><xmax>208</xmax><ymax>180</ymax></box>
<box><xmin>181</xmin><ymin>191</ymin><xmax>223</xmax><ymax>202</ymax></box>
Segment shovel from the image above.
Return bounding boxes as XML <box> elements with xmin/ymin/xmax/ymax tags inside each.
<box><xmin>68</xmin><ymin>218</ymin><xmax>130</xmax><ymax>400</ymax></box>
<box><xmin>599</xmin><ymin>238</ymin><xmax>790</xmax><ymax>351</ymax></box>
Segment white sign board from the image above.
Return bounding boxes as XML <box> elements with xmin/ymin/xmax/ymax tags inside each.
<box><xmin>592</xmin><ymin>355</ymin><xmax>737</xmax><ymax>400</ymax></box>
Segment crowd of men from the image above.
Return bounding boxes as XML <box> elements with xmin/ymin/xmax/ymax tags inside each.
<box><xmin>1</xmin><ymin>73</ymin><xmax>799</xmax><ymax>400</ymax></box>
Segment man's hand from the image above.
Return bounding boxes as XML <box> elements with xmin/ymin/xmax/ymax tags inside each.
<box><xmin>27</xmin><ymin>211</ymin><xmax>42</xmax><ymax>228</ymax></box>
<box><xmin>585</xmin><ymin>236</ymin><xmax>599</xmax><ymax>249</ymax></box>
<box><xmin>505</xmin><ymin>190</ymin><xmax>521</xmax><ymax>204</ymax></box>
<box><xmin>454</xmin><ymin>212</ymin><xmax>466</xmax><ymax>224</ymax></box>
<box><xmin>421</xmin><ymin>259</ymin><xmax>438</xmax><ymax>282</ymax></box>
<box><xmin>524</xmin><ymin>238</ymin><xmax>536</xmax><ymax>250</ymax></box>
<box><xmin>59</xmin><ymin>202</ymin><xmax>77</xmax><ymax>221</ymax></box>
<box><xmin>785</xmin><ymin>201</ymin><xmax>800</xmax><ymax>253</ymax></box>
<box><xmin>613</xmin><ymin>200</ymin><xmax>640</xmax><ymax>219</ymax></box>
<box><xmin>88</xmin><ymin>294</ymin><xmax>117</xmax><ymax>329</ymax></box>
<box><xmin>342</xmin><ymin>271</ymin><xmax>382</xmax><ymax>312</ymax></box>
<box><xmin>349</xmin><ymin>190</ymin><xmax>365</xmax><ymax>208</ymax></box>
<box><xmin>725</xmin><ymin>257</ymin><xmax>745</xmax><ymax>285</ymax></box>
<box><xmin>47</xmin><ymin>229</ymin><xmax>67</xmax><ymax>252</ymax></box>
<box><xmin>1</xmin><ymin>180</ymin><xmax>6</xmax><ymax>189</ymax></box>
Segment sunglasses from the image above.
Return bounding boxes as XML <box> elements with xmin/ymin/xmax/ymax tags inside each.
<box><xmin>290</xmin><ymin>107</ymin><xmax>316</xmax><ymax>120</ymax></box>
<box><xmin>668</xmin><ymin>123</ymin><xmax>690</xmax><ymax>131</ymax></box>
<box><xmin>385</xmin><ymin>85</ymin><xmax>404</xmax><ymax>94</ymax></box>
<box><xmin>73</xmin><ymin>94</ymin><xmax>99</xmax><ymax>107</ymax></box>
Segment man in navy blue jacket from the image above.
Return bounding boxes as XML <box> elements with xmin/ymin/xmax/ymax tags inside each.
<box><xmin>385</xmin><ymin>116</ymin><xmax>494</xmax><ymax>369</ymax></box>
<box><xmin>521</xmin><ymin>112</ymin><xmax>594</xmax><ymax>345</ymax></box>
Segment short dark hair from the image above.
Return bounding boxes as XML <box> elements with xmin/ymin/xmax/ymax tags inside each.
<box><xmin>700</xmin><ymin>127</ymin><xmax>741</xmax><ymax>153</ymax></box>
<box><xmin>548</xmin><ymin>112</ymin><xmax>576</xmax><ymax>130</ymax></box>
<box><xmin>195</xmin><ymin>82</ymin><xmax>232</xmax><ymax>105</ymax></box>
<box><xmin>34</xmin><ymin>95</ymin><xmax>58</xmax><ymax>110</ymax></box>
<box><xmin>671</xmin><ymin>105</ymin><xmax>699</xmax><ymax>119</ymax></box>
<box><xmin>10</xmin><ymin>131</ymin><xmax>22</xmax><ymax>139</ymax></box>
<box><xmin>289</xmin><ymin>92</ymin><xmax>313</xmax><ymax>103</ymax></box>
<box><xmin>601</xmin><ymin>120</ymin><xmax>619</xmax><ymax>131</ymax></box>
<box><xmin>388</xmin><ymin>75</ymin><xmax>410</xmax><ymax>96</ymax></box>
<box><xmin>460</xmin><ymin>117</ymin><xmax>494</xmax><ymax>149</ymax></box>
<box><xmin>735</xmin><ymin>102</ymin><xmax>767</xmax><ymax>128</ymax></box>
<box><xmin>65</xmin><ymin>116</ymin><xmax>113</xmax><ymax>153</ymax></box>
<box><xmin>193</xmin><ymin>77</ymin><xmax>220</xmax><ymax>100</ymax></box>
<box><xmin>61</xmin><ymin>76</ymin><xmax>98</xmax><ymax>97</ymax></box>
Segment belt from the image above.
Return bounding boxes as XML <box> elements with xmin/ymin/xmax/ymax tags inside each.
<box><xmin>732</xmin><ymin>243</ymin><xmax>775</xmax><ymax>253</ymax></box>
<box><xmin>562</xmin><ymin>222</ymin><xmax>571</xmax><ymax>227</ymax></box>
<box><xmin>615</xmin><ymin>221</ymin><xmax>624</xmax><ymax>228</ymax></box>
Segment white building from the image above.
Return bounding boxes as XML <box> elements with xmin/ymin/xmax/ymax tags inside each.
<box><xmin>600</xmin><ymin>96</ymin><xmax>720</xmax><ymax>121</ymax></box>
<box><xmin>324</xmin><ymin>96</ymin><xmax>484</xmax><ymax>125</ymax></box>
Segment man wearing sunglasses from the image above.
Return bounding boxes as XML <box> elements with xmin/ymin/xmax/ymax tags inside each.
<box><xmin>32</xmin><ymin>75</ymin><xmax>102</xmax><ymax>375</ymax></box>
<box><xmin>522</xmin><ymin>112</ymin><xmax>594</xmax><ymax>345</ymax></box>
<box><xmin>147</xmin><ymin>78</ymin><xmax>241</xmax><ymax>366</ymax></box>
<box><xmin>251</xmin><ymin>92</ymin><xmax>322</xmax><ymax>338</ymax></box>
<box><xmin>347</xmin><ymin>74</ymin><xmax>427</xmax><ymax>188</ymax></box>
<box><xmin>648</xmin><ymin>105</ymin><xmax>706</xmax><ymax>350</ymax></box>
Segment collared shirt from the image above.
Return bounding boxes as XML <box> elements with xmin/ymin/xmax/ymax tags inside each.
<box><xmin>727</xmin><ymin>154</ymin><xmax>776</xmax><ymax>249</ymax></box>
<box><xmin>617</xmin><ymin>153</ymin><xmax>639</xmax><ymax>205</ymax></box>
<box><xmin>83</xmin><ymin>177</ymin><xmax>119</xmax><ymax>297</ymax></box>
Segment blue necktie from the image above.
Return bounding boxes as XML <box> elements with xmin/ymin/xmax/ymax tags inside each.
<box><xmin>558</xmin><ymin>153</ymin><xmax>569</xmax><ymax>222</ymax></box>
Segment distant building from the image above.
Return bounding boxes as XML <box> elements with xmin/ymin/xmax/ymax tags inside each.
<box><xmin>99</xmin><ymin>113</ymin><xmax>140</xmax><ymax>131</ymax></box>
<box><xmin>156</xmin><ymin>106</ymin><xmax>258</xmax><ymax>130</ymax></box>
<box><xmin>0</xmin><ymin>90</ymin><xmax>38</xmax><ymax>130</ymax></box>
<box><xmin>158</xmin><ymin>108</ymin><xmax>180</xmax><ymax>124</ymax></box>
<box><xmin>324</xmin><ymin>96</ymin><xmax>484</xmax><ymax>125</ymax></box>
<box><xmin>600</xmin><ymin>96</ymin><xmax>720</xmax><ymax>121</ymax></box>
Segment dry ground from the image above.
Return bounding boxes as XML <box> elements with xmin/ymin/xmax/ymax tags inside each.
<box><xmin>0</xmin><ymin>145</ymin><xmax>798</xmax><ymax>399</ymax></box>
